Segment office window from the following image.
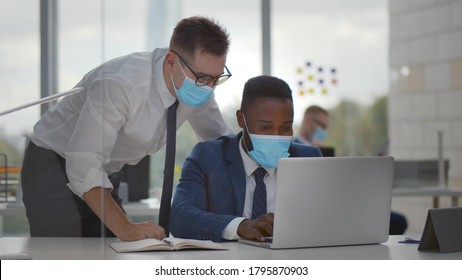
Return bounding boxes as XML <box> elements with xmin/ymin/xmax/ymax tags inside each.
<box><xmin>0</xmin><ymin>0</ymin><xmax>40</xmax><ymax>162</ymax></box>
<box><xmin>58</xmin><ymin>0</ymin><xmax>150</xmax><ymax>91</ymax></box>
<box><xmin>0</xmin><ymin>0</ymin><xmax>39</xmax><ymax>234</ymax></box>
<box><xmin>273</xmin><ymin>0</ymin><xmax>389</xmax><ymax>156</ymax></box>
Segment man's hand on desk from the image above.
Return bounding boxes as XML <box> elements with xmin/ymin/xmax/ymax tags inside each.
<box><xmin>83</xmin><ymin>187</ymin><xmax>166</xmax><ymax>241</ymax></box>
<box><xmin>118</xmin><ymin>220</ymin><xmax>166</xmax><ymax>241</ymax></box>
<box><xmin>237</xmin><ymin>213</ymin><xmax>274</xmax><ymax>242</ymax></box>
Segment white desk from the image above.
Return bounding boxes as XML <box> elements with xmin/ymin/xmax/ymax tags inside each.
<box><xmin>392</xmin><ymin>186</ymin><xmax>462</xmax><ymax>207</ymax></box>
<box><xmin>0</xmin><ymin>236</ymin><xmax>460</xmax><ymax>260</ymax></box>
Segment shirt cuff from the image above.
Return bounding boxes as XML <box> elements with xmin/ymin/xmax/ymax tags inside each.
<box><xmin>222</xmin><ymin>217</ymin><xmax>246</xmax><ymax>240</ymax></box>
<box><xmin>67</xmin><ymin>167</ymin><xmax>113</xmax><ymax>197</ymax></box>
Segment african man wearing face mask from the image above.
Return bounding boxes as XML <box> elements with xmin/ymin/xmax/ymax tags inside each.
<box><xmin>170</xmin><ymin>75</ymin><xmax>322</xmax><ymax>242</ymax></box>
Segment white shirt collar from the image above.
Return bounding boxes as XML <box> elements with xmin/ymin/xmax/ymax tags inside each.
<box><xmin>296</xmin><ymin>135</ymin><xmax>312</xmax><ymax>145</ymax></box>
<box><xmin>153</xmin><ymin>48</ymin><xmax>177</xmax><ymax>109</ymax></box>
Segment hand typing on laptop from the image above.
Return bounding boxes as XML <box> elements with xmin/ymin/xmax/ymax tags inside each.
<box><xmin>237</xmin><ymin>213</ymin><xmax>274</xmax><ymax>242</ymax></box>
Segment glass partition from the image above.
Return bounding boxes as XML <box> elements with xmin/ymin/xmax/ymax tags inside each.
<box><xmin>1</xmin><ymin>0</ymin><xmax>461</xmax><ymax>254</ymax></box>
<box><xmin>0</xmin><ymin>0</ymin><xmax>39</xmax><ymax>235</ymax></box>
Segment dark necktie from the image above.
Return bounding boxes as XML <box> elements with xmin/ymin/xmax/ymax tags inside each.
<box><xmin>158</xmin><ymin>100</ymin><xmax>179</xmax><ymax>235</ymax></box>
<box><xmin>251</xmin><ymin>167</ymin><xmax>267</xmax><ymax>219</ymax></box>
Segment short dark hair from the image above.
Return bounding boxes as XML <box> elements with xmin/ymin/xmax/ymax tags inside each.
<box><xmin>304</xmin><ymin>105</ymin><xmax>328</xmax><ymax>118</ymax></box>
<box><xmin>169</xmin><ymin>16</ymin><xmax>230</xmax><ymax>58</ymax></box>
<box><xmin>240</xmin><ymin>75</ymin><xmax>293</xmax><ymax>113</ymax></box>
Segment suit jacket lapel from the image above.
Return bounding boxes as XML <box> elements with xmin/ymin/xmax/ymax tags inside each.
<box><xmin>288</xmin><ymin>143</ymin><xmax>300</xmax><ymax>157</ymax></box>
<box><xmin>224</xmin><ymin>132</ymin><xmax>247</xmax><ymax>216</ymax></box>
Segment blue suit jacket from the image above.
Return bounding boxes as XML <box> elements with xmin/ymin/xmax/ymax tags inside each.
<box><xmin>170</xmin><ymin>132</ymin><xmax>322</xmax><ymax>242</ymax></box>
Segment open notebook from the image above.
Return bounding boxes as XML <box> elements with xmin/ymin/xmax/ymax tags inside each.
<box><xmin>240</xmin><ymin>156</ymin><xmax>395</xmax><ymax>249</ymax></box>
<box><xmin>110</xmin><ymin>237</ymin><xmax>227</xmax><ymax>252</ymax></box>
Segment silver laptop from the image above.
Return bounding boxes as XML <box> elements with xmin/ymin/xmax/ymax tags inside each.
<box><xmin>240</xmin><ymin>156</ymin><xmax>394</xmax><ymax>249</ymax></box>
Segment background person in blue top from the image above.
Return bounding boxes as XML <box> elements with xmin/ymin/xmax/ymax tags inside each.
<box><xmin>170</xmin><ymin>75</ymin><xmax>322</xmax><ymax>242</ymax></box>
<box><xmin>294</xmin><ymin>105</ymin><xmax>329</xmax><ymax>147</ymax></box>
<box><xmin>21</xmin><ymin>16</ymin><xmax>233</xmax><ymax>241</ymax></box>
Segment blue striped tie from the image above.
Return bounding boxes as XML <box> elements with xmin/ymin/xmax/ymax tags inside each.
<box><xmin>252</xmin><ymin>167</ymin><xmax>267</xmax><ymax>219</ymax></box>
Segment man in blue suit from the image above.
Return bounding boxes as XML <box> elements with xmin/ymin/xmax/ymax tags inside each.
<box><xmin>170</xmin><ymin>75</ymin><xmax>322</xmax><ymax>242</ymax></box>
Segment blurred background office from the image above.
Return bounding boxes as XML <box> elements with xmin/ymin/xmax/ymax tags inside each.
<box><xmin>1</xmin><ymin>0</ymin><xmax>461</xmax><ymax>236</ymax></box>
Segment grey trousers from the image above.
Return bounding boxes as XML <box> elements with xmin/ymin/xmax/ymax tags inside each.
<box><xmin>21</xmin><ymin>141</ymin><xmax>124</xmax><ymax>237</ymax></box>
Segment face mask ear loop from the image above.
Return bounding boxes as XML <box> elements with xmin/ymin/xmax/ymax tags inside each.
<box><xmin>170</xmin><ymin>73</ymin><xmax>179</xmax><ymax>92</ymax></box>
<box><xmin>171</xmin><ymin>56</ymin><xmax>187</xmax><ymax>92</ymax></box>
<box><xmin>176</xmin><ymin>56</ymin><xmax>188</xmax><ymax>78</ymax></box>
<box><xmin>242</xmin><ymin>114</ymin><xmax>253</xmax><ymax>153</ymax></box>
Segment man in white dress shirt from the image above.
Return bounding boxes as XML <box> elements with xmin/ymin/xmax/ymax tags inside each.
<box><xmin>21</xmin><ymin>16</ymin><xmax>233</xmax><ymax>241</ymax></box>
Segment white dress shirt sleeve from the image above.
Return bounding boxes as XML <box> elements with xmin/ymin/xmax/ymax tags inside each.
<box><xmin>187</xmin><ymin>96</ymin><xmax>233</xmax><ymax>141</ymax></box>
<box><xmin>65</xmin><ymin>78</ymin><xmax>130</xmax><ymax>197</ymax></box>
<box><xmin>222</xmin><ymin>217</ymin><xmax>246</xmax><ymax>240</ymax></box>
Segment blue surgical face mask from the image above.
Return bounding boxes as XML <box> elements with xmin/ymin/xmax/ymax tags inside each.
<box><xmin>243</xmin><ymin>115</ymin><xmax>292</xmax><ymax>168</ymax></box>
<box><xmin>171</xmin><ymin>58</ymin><xmax>214</xmax><ymax>107</ymax></box>
<box><xmin>311</xmin><ymin>127</ymin><xmax>327</xmax><ymax>142</ymax></box>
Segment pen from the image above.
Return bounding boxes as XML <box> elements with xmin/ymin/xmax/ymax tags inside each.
<box><xmin>398</xmin><ymin>240</ymin><xmax>420</xmax><ymax>244</ymax></box>
<box><xmin>163</xmin><ymin>239</ymin><xmax>174</xmax><ymax>246</ymax></box>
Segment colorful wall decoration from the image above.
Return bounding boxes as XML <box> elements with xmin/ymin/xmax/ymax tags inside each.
<box><xmin>296</xmin><ymin>61</ymin><xmax>338</xmax><ymax>96</ymax></box>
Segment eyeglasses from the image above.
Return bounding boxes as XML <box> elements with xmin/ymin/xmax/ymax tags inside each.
<box><xmin>170</xmin><ymin>50</ymin><xmax>232</xmax><ymax>87</ymax></box>
<box><xmin>312</xmin><ymin>118</ymin><xmax>328</xmax><ymax>129</ymax></box>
